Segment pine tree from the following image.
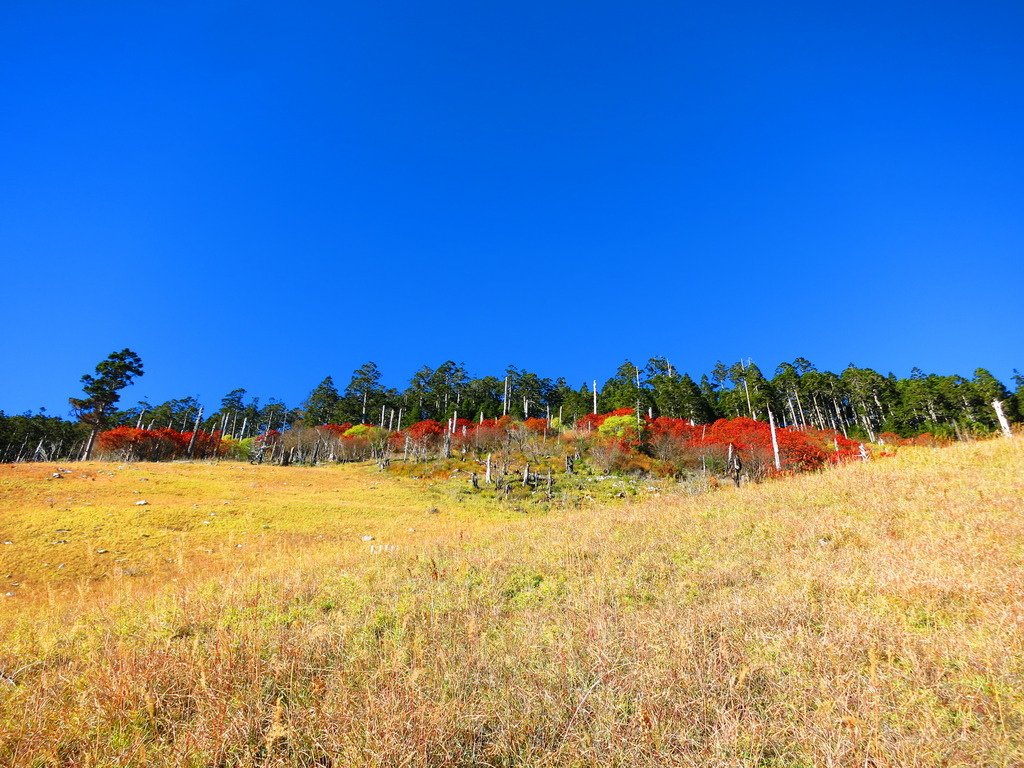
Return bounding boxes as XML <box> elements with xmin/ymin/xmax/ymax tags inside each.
<box><xmin>303</xmin><ymin>376</ymin><xmax>341</xmax><ymax>426</ymax></box>
<box><xmin>69</xmin><ymin>349</ymin><xmax>144</xmax><ymax>459</ymax></box>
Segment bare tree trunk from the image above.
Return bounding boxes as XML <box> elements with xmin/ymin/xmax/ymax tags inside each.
<box><xmin>740</xmin><ymin>359</ymin><xmax>754</xmax><ymax>418</ymax></box>
<box><xmin>831</xmin><ymin>398</ymin><xmax>848</xmax><ymax>437</ymax></box>
<box><xmin>485</xmin><ymin>453</ymin><xmax>492</xmax><ymax>484</ymax></box>
<box><xmin>592</xmin><ymin>380</ymin><xmax>598</xmax><ymax>415</ymax></box>
<box><xmin>993</xmin><ymin>399</ymin><xmax>1013</xmax><ymax>438</ymax></box>
<box><xmin>187</xmin><ymin>408</ymin><xmax>204</xmax><ymax>457</ymax></box>
<box><xmin>768</xmin><ymin>407</ymin><xmax>781</xmax><ymax>471</ymax></box>
<box><xmin>80</xmin><ymin>428</ymin><xmax>97</xmax><ymax>461</ymax></box>
<box><xmin>794</xmin><ymin>389</ymin><xmax>807</xmax><ymax>427</ymax></box>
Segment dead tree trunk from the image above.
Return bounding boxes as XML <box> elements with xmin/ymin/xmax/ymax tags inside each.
<box><xmin>187</xmin><ymin>408</ymin><xmax>204</xmax><ymax>458</ymax></box>
<box><xmin>80</xmin><ymin>428</ymin><xmax>97</xmax><ymax>461</ymax></box>
<box><xmin>993</xmin><ymin>400</ymin><xmax>1013</xmax><ymax>438</ymax></box>
<box><xmin>768</xmin><ymin>407</ymin><xmax>781</xmax><ymax>471</ymax></box>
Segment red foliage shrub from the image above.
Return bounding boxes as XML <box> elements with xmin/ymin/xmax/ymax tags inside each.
<box><xmin>646</xmin><ymin>417</ymin><xmax>700</xmax><ymax>441</ymax></box>
<box><xmin>390</xmin><ymin>420</ymin><xmax>443</xmax><ymax>452</ymax></box>
<box><xmin>450</xmin><ymin>418</ymin><xmax>473</xmax><ymax>434</ymax></box>
<box><xmin>318</xmin><ymin>423</ymin><xmax>353</xmax><ymax>437</ymax></box>
<box><xmin>459</xmin><ymin>417</ymin><xmax>513</xmax><ymax>452</ymax></box>
<box><xmin>97</xmin><ymin>426</ymin><xmax>223</xmax><ymax>461</ymax></box>
<box><xmin>523</xmin><ymin>418</ymin><xmax>549</xmax><ymax>434</ymax></box>
<box><xmin>407</xmin><ymin>420</ymin><xmax>444</xmax><ymax>442</ymax></box>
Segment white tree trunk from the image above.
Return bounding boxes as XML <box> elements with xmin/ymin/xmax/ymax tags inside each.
<box><xmin>187</xmin><ymin>408</ymin><xmax>204</xmax><ymax>457</ymax></box>
<box><xmin>768</xmin><ymin>407</ymin><xmax>781</xmax><ymax>471</ymax></box>
<box><xmin>993</xmin><ymin>399</ymin><xmax>1013</xmax><ymax>438</ymax></box>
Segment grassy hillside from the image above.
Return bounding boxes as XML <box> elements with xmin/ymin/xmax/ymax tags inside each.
<box><xmin>0</xmin><ymin>460</ymin><xmax>511</xmax><ymax>590</ymax></box>
<box><xmin>1</xmin><ymin>440</ymin><xmax>1023</xmax><ymax>766</ymax></box>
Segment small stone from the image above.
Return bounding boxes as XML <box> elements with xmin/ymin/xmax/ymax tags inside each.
<box><xmin>96</xmin><ymin>549</ymin><xmax>109</xmax><ymax>554</ymax></box>
<box><xmin>134</xmin><ymin>500</ymin><xmax>149</xmax><ymax>506</ymax></box>
<box><xmin>361</xmin><ymin>535</ymin><xmax>375</xmax><ymax>542</ymax></box>
<box><xmin>51</xmin><ymin>472</ymin><xmax>63</xmax><ymax>479</ymax></box>
<box><xmin>2</xmin><ymin>541</ymin><xmax>12</xmax><ymax>546</ymax></box>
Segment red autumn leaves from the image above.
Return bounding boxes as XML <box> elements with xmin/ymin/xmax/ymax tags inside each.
<box><xmin>97</xmin><ymin>427</ymin><xmax>224</xmax><ymax>460</ymax></box>
<box><xmin>96</xmin><ymin>411</ymin><xmax>870</xmax><ymax>477</ymax></box>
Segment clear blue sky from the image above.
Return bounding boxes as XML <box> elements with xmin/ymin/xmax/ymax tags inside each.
<box><xmin>2</xmin><ymin>2</ymin><xmax>1022</xmax><ymax>414</ymax></box>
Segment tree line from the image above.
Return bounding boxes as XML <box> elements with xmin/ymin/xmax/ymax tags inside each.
<box><xmin>0</xmin><ymin>350</ymin><xmax>1020</xmax><ymax>462</ymax></box>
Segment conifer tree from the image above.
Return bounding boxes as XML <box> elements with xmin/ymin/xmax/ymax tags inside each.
<box><xmin>70</xmin><ymin>349</ymin><xmax>144</xmax><ymax>460</ymax></box>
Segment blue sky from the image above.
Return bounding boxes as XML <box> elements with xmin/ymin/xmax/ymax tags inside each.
<box><xmin>2</xmin><ymin>2</ymin><xmax>1022</xmax><ymax>414</ymax></box>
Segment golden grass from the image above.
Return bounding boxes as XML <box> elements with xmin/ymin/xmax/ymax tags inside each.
<box><xmin>0</xmin><ymin>460</ymin><xmax>510</xmax><ymax>590</ymax></box>
<box><xmin>2</xmin><ymin>440</ymin><xmax>1023</xmax><ymax>766</ymax></box>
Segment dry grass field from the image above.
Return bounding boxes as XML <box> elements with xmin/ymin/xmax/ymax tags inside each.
<box><xmin>1</xmin><ymin>439</ymin><xmax>1023</xmax><ymax>767</ymax></box>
